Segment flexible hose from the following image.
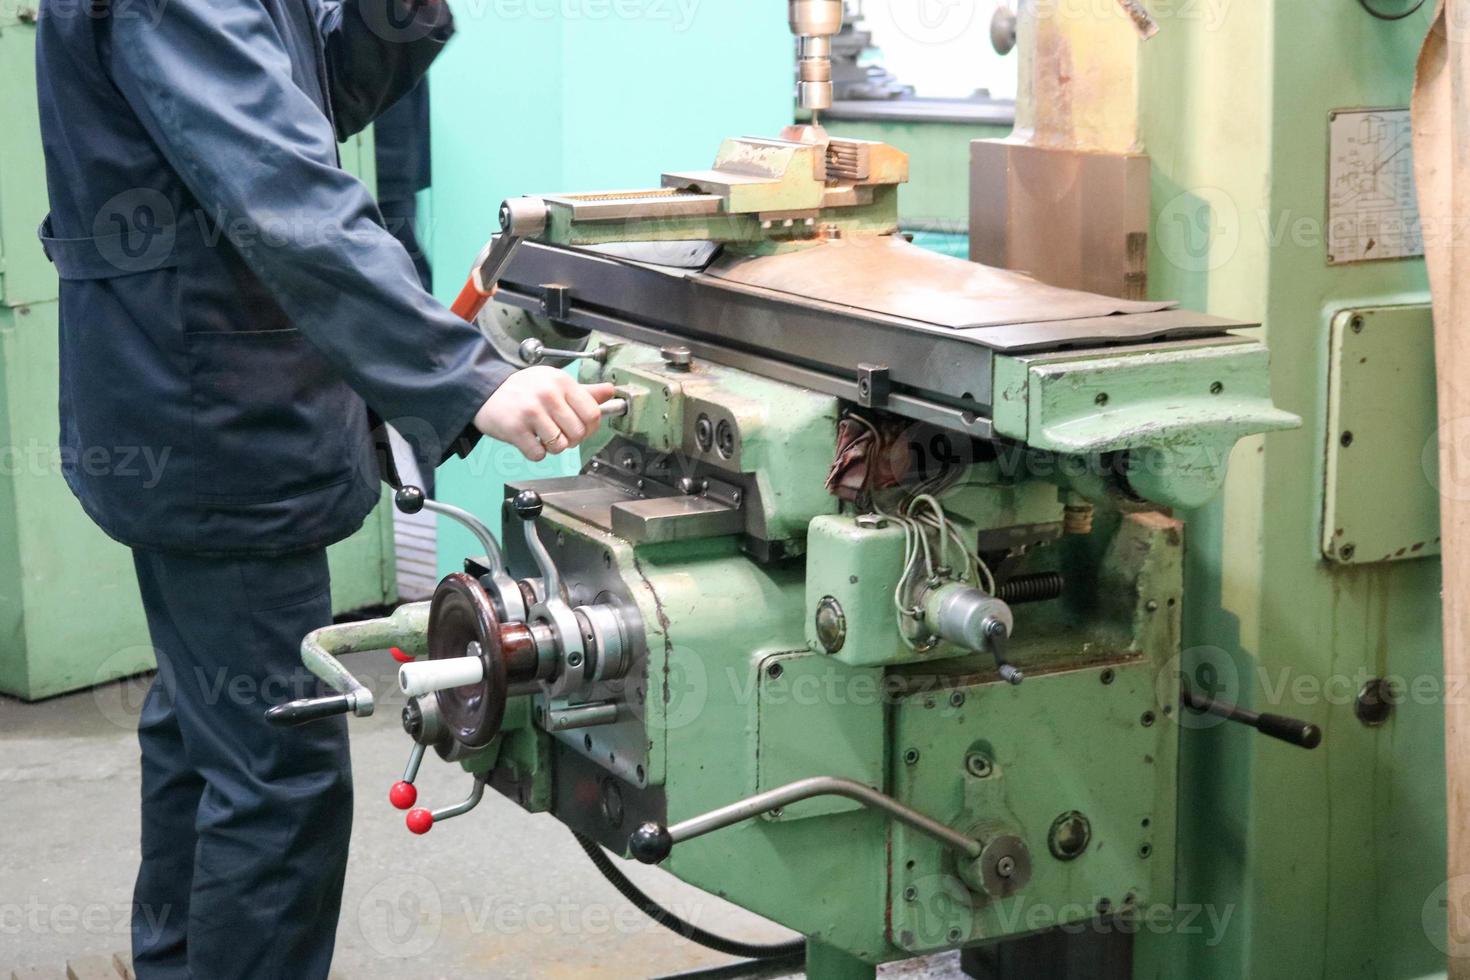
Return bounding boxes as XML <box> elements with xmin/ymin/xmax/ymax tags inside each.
<box><xmin>572</xmin><ymin>831</ymin><xmax>806</xmax><ymax>961</ymax></box>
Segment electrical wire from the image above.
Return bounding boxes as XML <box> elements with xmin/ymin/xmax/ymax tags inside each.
<box><xmin>840</xmin><ymin>412</ymin><xmax>998</xmax><ymax>647</ymax></box>
<box><xmin>1356</xmin><ymin>0</ymin><xmax>1426</xmax><ymax>20</ymax></box>
<box><xmin>573</xmin><ymin>831</ymin><xmax>806</xmax><ymax>961</ymax></box>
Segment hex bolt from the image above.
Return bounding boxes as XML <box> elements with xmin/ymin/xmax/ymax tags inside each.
<box><xmin>903</xmin><ymin>886</ymin><xmax>918</xmax><ymax>902</ymax></box>
<box><xmin>949</xmin><ymin>691</ymin><xmax>966</xmax><ymax>709</ymax></box>
<box><xmin>964</xmin><ymin>752</ymin><xmax>993</xmax><ymax>778</ymax></box>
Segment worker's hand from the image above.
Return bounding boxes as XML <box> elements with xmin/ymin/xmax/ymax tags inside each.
<box><xmin>474</xmin><ymin>367</ymin><xmax>617</xmax><ymax>462</ymax></box>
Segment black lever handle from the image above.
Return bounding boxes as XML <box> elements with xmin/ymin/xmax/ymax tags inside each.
<box><xmin>395</xmin><ymin>485</ymin><xmax>427</xmax><ymax>515</ymax></box>
<box><xmin>266</xmin><ymin>694</ymin><xmax>354</xmax><ymax>728</ymax></box>
<box><xmin>1181</xmin><ymin>687</ymin><xmax>1322</xmax><ymax>750</ymax></box>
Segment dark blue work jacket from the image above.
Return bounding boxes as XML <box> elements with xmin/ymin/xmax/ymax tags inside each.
<box><xmin>34</xmin><ymin>0</ymin><xmax>513</xmax><ymax>557</ymax></box>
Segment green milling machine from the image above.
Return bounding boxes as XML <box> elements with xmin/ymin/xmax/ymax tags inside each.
<box><xmin>275</xmin><ymin>0</ymin><xmax>1443</xmax><ymax>964</ymax></box>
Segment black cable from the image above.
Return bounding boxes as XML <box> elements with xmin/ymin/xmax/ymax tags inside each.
<box><xmin>1356</xmin><ymin>0</ymin><xmax>1427</xmax><ymax>20</ymax></box>
<box><xmin>572</xmin><ymin>831</ymin><xmax>806</xmax><ymax>961</ymax></box>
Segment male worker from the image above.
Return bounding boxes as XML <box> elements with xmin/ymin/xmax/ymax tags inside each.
<box><xmin>33</xmin><ymin>0</ymin><xmax>609</xmax><ymax>977</ymax></box>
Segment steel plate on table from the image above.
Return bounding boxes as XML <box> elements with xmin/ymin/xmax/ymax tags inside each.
<box><xmin>704</xmin><ymin>235</ymin><xmax>1174</xmax><ymax>330</ymax></box>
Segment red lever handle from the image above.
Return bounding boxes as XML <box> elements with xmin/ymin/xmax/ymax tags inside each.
<box><xmin>406</xmin><ymin>808</ymin><xmax>435</xmax><ymax>835</ymax></box>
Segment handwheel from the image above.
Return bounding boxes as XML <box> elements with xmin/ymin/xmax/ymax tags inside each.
<box><xmin>427</xmin><ymin>573</ymin><xmax>509</xmax><ymax>748</ymax></box>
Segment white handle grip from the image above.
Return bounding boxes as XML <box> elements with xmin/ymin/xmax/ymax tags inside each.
<box><xmin>399</xmin><ymin>657</ymin><xmax>486</xmax><ymax>698</ymax></box>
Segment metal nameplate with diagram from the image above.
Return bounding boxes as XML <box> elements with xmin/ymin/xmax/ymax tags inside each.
<box><xmin>1326</xmin><ymin>107</ymin><xmax>1424</xmax><ymax>265</ymax></box>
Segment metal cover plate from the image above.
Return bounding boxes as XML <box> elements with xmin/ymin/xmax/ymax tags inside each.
<box><xmin>1322</xmin><ymin>304</ymin><xmax>1441</xmax><ymax>564</ymax></box>
<box><xmin>888</xmin><ymin>660</ymin><xmax>1174</xmax><ymax>951</ymax></box>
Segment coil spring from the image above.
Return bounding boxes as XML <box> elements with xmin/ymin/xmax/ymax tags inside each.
<box><xmin>996</xmin><ymin>572</ymin><xmax>1065</xmax><ymax>605</ymax></box>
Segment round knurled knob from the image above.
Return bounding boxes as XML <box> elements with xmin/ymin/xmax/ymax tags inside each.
<box><xmin>406</xmin><ymin>808</ymin><xmax>435</xmax><ymax>835</ymax></box>
<box><xmin>512</xmin><ymin>490</ymin><xmax>543</xmax><ymax>521</ymax></box>
<box><xmin>395</xmin><ymin>486</ymin><xmax>426</xmax><ymax>515</ymax></box>
<box><xmin>389</xmin><ymin>781</ymin><xmax>418</xmax><ymax>811</ymax></box>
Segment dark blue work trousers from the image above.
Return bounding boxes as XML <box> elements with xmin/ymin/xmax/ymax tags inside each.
<box><xmin>129</xmin><ymin>549</ymin><xmax>352</xmax><ymax>979</ymax></box>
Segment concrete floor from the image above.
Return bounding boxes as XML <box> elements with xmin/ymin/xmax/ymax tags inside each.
<box><xmin>2</xmin><ymin>649</ymin><xmax>965</xmax><ymax>980</ymax></box>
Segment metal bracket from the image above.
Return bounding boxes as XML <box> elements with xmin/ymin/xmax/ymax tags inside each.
<box><xmin>857</xmin><ymin>364</ymin><xmax>891</xmax><ymax>407</ymax></box>
<box><xmin>540</xmin><ymin>283</ymin><xmax>573</xmax><ymax>320</ymax></box>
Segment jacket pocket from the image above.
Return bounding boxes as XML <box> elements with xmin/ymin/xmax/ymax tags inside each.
<box><xmin>187</xmin><ymin>327</ymin><xmax>373</xmax><ymax>503</ymax></box>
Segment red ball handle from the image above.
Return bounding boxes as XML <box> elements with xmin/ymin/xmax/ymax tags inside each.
<box><xmin>389</xmin><ymin>781</ymin><xmax>418</xmax><ymax>811</ymax></box>
<box><xmin>406</xmin><ymin>808</ymin><xmax>434</xmax><ymax>835</ymax></box>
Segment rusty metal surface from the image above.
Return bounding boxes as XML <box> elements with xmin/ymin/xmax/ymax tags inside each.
<box><xmin>970</xmin><ymin>142</ymin><xmax>1153</xmax><ymax>300</ymax></box>
<box><xmin>704</xmin><ymin>235</ymin><xmax>1172</xmax><ymax>331</ymax></box>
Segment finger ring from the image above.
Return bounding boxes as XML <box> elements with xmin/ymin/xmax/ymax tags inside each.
<box><xmin>540</xmin><ymin>431</ymin><xmax>566</xmax><ymax>448</ymax></box>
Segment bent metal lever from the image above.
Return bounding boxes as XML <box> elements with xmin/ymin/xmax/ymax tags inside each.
<box><xmin>264</xmin><ymin>601</ymin><xmax>431</xmax><ymax>727</ymax></box>
<box><xmin>627</xmin><ymin>776</ymin><xmax>983</xmax><ymax>865</ymax></box>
